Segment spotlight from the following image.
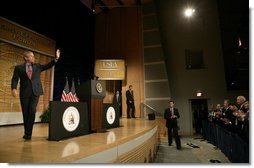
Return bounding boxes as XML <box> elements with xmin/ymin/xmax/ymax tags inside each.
<box><xmin>196</xmin><ymin>91</ymin><xmax>203</xmax><ymax>97</ymax></box>
<box><xmin>92</xmin><ymin>0</ymin><xmax>96</xmax><ymax>13</ymax></box>
<box><xmin>184</xmin><ymin>8</ymin><xmax>195</xmax><ymax>17</ymax></box>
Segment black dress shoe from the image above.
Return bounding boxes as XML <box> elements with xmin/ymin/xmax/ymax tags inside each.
<box><xmin>209</xmin><ymin>159</ymin><xmax>216</xmax><ymax>163</ymax></box>
<box><xmin>168</xmin><ymin>144</ymin><xmax>172</xmax><ymax>146</ymax></box>
<box><xmin>23</xmin><ymin>135</ymin><xmax>31</xmax><ymax>140</ymax></box>
<box><xmin>177</xmin><ymin>146</ymin><xmax>181</xmax><ymax>150</ymax></box>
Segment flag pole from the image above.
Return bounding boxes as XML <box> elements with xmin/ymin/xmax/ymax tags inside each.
<box><xmin>50</xmin><ymin>66</ymin><xmax>55</xmax><ymax>101</ymax></box>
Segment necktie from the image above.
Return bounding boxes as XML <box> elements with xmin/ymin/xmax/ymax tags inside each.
<box><xmin>171</xmin><ymin>108</ymin><xmax>174</xmax><ymax>116</ymax></box>
<box><xmin>27</xmin><ymin>64</ymin><xmax>32</xmax><ymax>79</ymax></box>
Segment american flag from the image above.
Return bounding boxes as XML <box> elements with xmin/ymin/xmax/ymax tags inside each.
<box><xmin>61</xmin><ymin>78</ymin><xmax>79</xmax><ymax>102</ymax></box>
<box><xmin>68</xmin><ymin>78</ymin><xmax>79</xmax><ymax>102</ymax></box>
<box><xmin>61</xmin><ymin>78</ymin><xmax>71</xmax><ymax>102</ymax></box>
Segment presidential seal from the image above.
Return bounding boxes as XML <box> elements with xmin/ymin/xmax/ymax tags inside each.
<box><xmin>96</xmin><ymin>82</ymin><xmax>103</xmax><ymax>93</ymax></box>
<box><xmin>62</xmin><ymin>106</ymin><xmax>80</xmax><ymax>132</ymax></box>
<box><xmin>106</xmin><ymin>106</ymin><xmax>115</xmax><ymax>125</ymax></box>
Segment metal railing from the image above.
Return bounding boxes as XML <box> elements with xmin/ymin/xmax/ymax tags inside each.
<box><xmin>140</xmin><ymin>103</ymin><xmax>163</xmax><ymax>118</ymax></box>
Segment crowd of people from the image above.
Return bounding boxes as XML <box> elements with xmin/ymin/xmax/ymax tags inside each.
<box><xmin>207</xmin><ymin>96</ymin><xmax>249</xmax><ymax>142</ymax></box>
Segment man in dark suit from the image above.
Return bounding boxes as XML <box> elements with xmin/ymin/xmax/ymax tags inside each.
<box><xmin>113</xmin><ymin>90</ymin><xmax>122</xmax><ymax>117</ymax></box>
<box><xmin>126</xmin><ymin>85</ymin><xmax>135</xmax><ymax>118</ymax></box>
<box><xmin>164</xmin><ymin>100</ymin><xmax>181</xmax><ymax>150</ymax></box>
<box><xmin>11</xmin><ymin>49</ymin><xmax>60</xmax><ymax>140</ymax></box>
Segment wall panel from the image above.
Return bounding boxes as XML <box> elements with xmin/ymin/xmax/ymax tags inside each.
<box><xmin>95</xmin><ymin>7</ymin><xmax>144</xmax><ymax>118</ymax></box>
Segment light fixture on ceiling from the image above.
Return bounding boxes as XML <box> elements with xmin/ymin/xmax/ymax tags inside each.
<box><xmin>196</xmin><ymin>91</ymin><xmax>203</xmax><ymax>97</ymax></box>
<box><xmin>184</xmin><ymin>7</ymin><xmax>195</xmax><ymax>17</ymax></box>
<box><xmin>91</xmin><ymin>0</ymin><xmax>96</xmax><ymax>13</ymax></box>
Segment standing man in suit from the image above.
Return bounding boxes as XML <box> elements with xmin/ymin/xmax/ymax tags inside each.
<box><xmin>164</xmin><ymin>100</ymin><xmax>181</xmax><ymax>150</ymax></box>
<box><xmin>126</xmin><ymin>85</ymin><xmax>135</xmax><ymax>118</ymax></box>
<box><xmin>11</xmin><ymin>49</ymin><xmax>61</xmax><ymax>140</ymax></box>
<box><xmin>113</xmin><ymin>90</ymin><xmax>122</xmax><ymax>117</ymax></box>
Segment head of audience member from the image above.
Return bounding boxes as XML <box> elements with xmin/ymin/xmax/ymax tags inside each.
<box><xmin>216</xmin><ymin>104</ymin><xmax>221</xmax><ymax>111</ymax></box>
<box><xmin>236</xmin><ymin>96</ymin><xmax>246</xmax><ymax>106</ymax></box>
<box><xmin>223</xmin><ymin>99</ymin><xmax>230</xmax><ymax>108</ymax></box>
<box><xmin>129</xmin><ymin>85</ymin><xmax>133</xmax><ymax>91</ymax></box>
<box><xmin>243</xmin><ymin>101</ymin><xmax>249</xmax><ymax>112</ymax></box>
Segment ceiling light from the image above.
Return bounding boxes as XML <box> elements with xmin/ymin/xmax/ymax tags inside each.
<box><xmin>184</xmin><ymin>8</ymin><xmax>195</xmax><ymax>17</ymax></box>
<box><xmin>196</xmin><ymin>91</ymin><xmax>202</xmax><ymax>97</ymax></box>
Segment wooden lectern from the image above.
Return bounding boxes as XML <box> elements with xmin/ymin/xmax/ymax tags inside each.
<box><xmin>77</xmin><ymin>80</ymin><xmax>106</xmax><ymax>132</ymax></box>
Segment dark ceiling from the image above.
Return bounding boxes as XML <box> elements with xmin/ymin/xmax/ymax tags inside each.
<box><xmin>217</xmin><ymin>0</ymin><xmax>249</xmax><ymax>91</ymax></box>
<box><xmin>80</xmin><ymin>0</ymin><xmax>150</xmax><ymax>14</ymax></box>
<box><xmin>1</xmin><ymin>0</ymin><xmax>97</xmax><ymax>100</ymax></box>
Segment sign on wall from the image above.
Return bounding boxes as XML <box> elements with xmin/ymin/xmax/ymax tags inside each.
<box><xmin>94</xmin><ymin>59</ymin><xmax>125</xmax><ymax>80</ymax></box>
<box><xmin>0</xmin><ymin>17</ymin><xmax>55</xmax><ymax>57</ymax></box>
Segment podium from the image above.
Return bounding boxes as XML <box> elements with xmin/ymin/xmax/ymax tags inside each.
<box><xmin>77</xmin><ymin>80</ymin><xmax>106</xmax><ymax>132</ymax></box>
<box><xmin>103</xmin><ymin>103</ymin><xmax>120</xmax><ymax>129</ymax></box>
<box><xmin>48</xmin><ymin>101</ymin><xmax>89</xmax><ymax>141</ymax></box>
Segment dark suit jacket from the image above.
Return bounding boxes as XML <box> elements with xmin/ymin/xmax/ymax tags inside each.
<box><xmin>164</xmin><ymin>107</ymin><xmax>180</xmax><ymax>128</ymax></box>
<box><xmin>126</xmin><ymin>90</ymin><xmax>134</xmax><ymax>104</ymax></box>
<box><xmin>11</xmin><ymin>60</ymin><xmax>56</xmax><ymax>98</ymax></box>
<box><xmin>113</xmin><ymin>94</ymin><xmax>122</xmax><ymax>106</ymax></box>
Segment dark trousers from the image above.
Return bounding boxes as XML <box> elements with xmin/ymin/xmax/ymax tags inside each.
<box><xmin>20</xmin><ymin>95</ymin><xmax>39</xmax><ymax>136</ymax></box>
<box><xmin>167</xmin><ymin>125</ymin><xmax>181</xmax><ymax>147</ymax></box>
<box><xmin>195</xmin><ymin>119</ymin><xmax>203</xmax><ymax>134</ymax></box>
<box><xmin>127</xmin><ymin>103</ymin><xmax>135</xmax><ymax>118</ymax></box>
<box><xmin>119</xmin><ymin>105</ymin><xmax>122</xmax><ymax>117</ymax></box>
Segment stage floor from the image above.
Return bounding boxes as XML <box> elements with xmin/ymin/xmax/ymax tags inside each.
<box><xmin>0</xmin><ymin>118</ymin><xmax>157</xmax><ymax>163</ymax></box>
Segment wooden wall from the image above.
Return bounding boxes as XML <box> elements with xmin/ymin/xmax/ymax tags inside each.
<box><xmin>116</xmin><ymin>127</ymin><xmax>158</xmax><ymax>163</ymax></box>
<box><xmin>95</xmin><ymin>7</ymin><xmax>144</xmax><ymax>117</ymax></box>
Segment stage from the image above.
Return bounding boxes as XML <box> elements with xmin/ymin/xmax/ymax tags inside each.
<box><xmin>0</xmin><ymin>118</ymin><xmax>158</xmax><ymax>163</ymax></box>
